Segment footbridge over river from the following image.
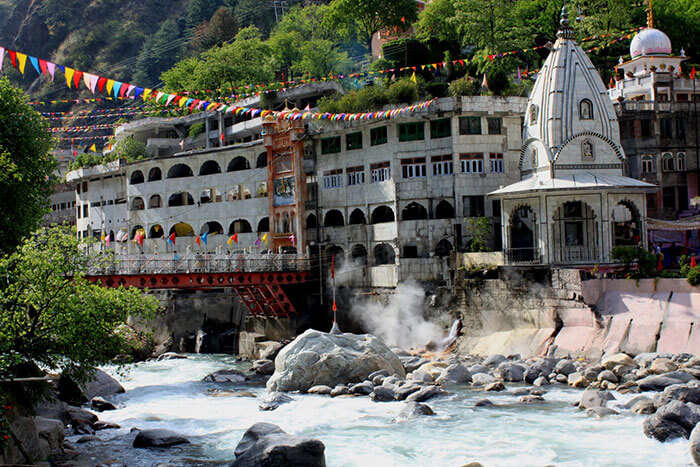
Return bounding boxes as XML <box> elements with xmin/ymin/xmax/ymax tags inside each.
<box><xmin>86</xmin><ymin>253</ymin><xmax>312</xmax><ymax>318</ymax></box>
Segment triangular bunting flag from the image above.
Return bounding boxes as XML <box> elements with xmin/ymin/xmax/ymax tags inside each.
<box><xmin>16</xmin><ymin>52</ymin><xmax>27</xmax><ymax>74</ymax></box>
<box><xmin>97</xmin><ymin>77</ymin><xmax>107</xmax><ymax>92</ymax></box>
<box><xmin>89</xmin><ymin>74</ymin><xmax>99</xmax><ymax>93</ymax></box>
<box><xmin>29</xmin><ymin>56</ymin><xmax>40</xmax><ymax>75</ymax></box>
<box><xmin>166</xmin><ymin>94</ymin><xmax>176</xmax><ymax>106</ymax></box>
<box><xmin>126</xmin><ymin>84</ymin><xmax>135</xmax><ymax>97</ymax></box>
<box><xmin>65</xmin><ymin>67</ymin><xmax>75</xmax><ymax>88</ymax></box>
<box><xmin>8</xmin><ymin>50</ymin><xmax>16</xmax><ymax>68</ymax></box>
<box><xmin>72</xmin><ymin>70</ymin><xmax>83</xmax><ymax>89</ymax></box>
<box><xmin>83</xmin><ymin>72</ymin><xmax>93</xmax><ymax>91</ymax></box>
<box><xmin>106</xmin><ymin>79</ymin><xmax>115</xmax><ymax>94</ymax></box>
<box><xmin>0</xmin><ymin>47</ymin><xmax>4</xmax><ymax>73</ymax></box>
<box><xmin>38</xmin><ymin>59</ymin><xmax>47</xmax><ymax>75</ymax></box>
<box><xmin>142</xmin><ymin>88</ymin><xmax>152</xmax><ymax>100</ymax></box>
<box><xmin>113</xmin><ymin>81</ymin><xmax>122</xmax><ymax>98</ymax></box>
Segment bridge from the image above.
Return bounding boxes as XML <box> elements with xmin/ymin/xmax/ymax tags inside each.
<box><xmin>87</xmin><ymin>254</ymin><xmax>312</xmax><ymax>318</ymax></box>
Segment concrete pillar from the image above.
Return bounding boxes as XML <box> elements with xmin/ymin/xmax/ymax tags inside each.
<box><xmin>205</xmin><ymin>118</ymin><xmax>211</xmax><ymax>149</ymax></box>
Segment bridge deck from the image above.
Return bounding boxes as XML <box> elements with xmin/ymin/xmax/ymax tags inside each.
<box><xmin>87</xmin><ymin>254</ymin><xmax>312</xmax><ymax>317</ymax></box>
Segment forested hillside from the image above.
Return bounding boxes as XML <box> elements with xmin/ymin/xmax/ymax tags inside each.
<box><xmin>1</xmin><ymin>0</ymin><xmax>698</xmax><ymax>105</ymax></box>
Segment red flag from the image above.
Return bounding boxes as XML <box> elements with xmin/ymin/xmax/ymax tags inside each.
<box><xmin>73</xmin><ymin>70</ymin><xmax>83</xmax><ymax>89</ymax></box>
<box><xmin>232</xmin><ymin>233</ymin><xmax>238</xmax><ymax>243</ymax></box>
<box><xmin>330</xmin><ymin>256</ymin><xmax>335</xmax><ymax>279</ymax></box>
<box><xmin>39</xmin><ymin>59</ymin><xmax>47</xmax><ymax>75</ymax></box>
<box><xmin>195</xmin><ymin>236</ymin><xmax>201</xmax><ymax>246</ymax></box>
<box><xmin>8</xmin><ymin>50</ymin><xmax>17</xmax><ymax>68</ymax></box>
<box><xmin>97</xmin><ymin>77</ymin><xmax>107</xmax><ymax>92</ymax></box>
<box><xmin>691</xmin><ymin>67</ymin><xmax>697</xmax><ymax>80</ymax></box>
<box><xmin>332</xmin><ymin>299</ymin><xmax>337</xmax><ymax>312</ymax></box>
<box><xmin>168</xmin><ymin>232</ymin><xmax>176</xmax><ymax>245</ymax></box>
<box><xmin>692</xmin><ymin>256</ymin><xmax>697</xmax><ymax>268</ymax></box>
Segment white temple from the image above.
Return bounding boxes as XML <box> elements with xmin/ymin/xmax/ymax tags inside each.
<box><xmin>490</xmin><ymin>7</ymin><xmax>656</xmax><ymax>266</ymax></box>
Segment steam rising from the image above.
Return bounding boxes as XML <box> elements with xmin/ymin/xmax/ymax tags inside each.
<box><xmin>349</xmin><ymin>281</ymin><xmax>443</xmax><ymax>349</ymax></box>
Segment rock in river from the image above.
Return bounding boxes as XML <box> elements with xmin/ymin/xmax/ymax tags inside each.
<box><xmin>232</xmin><ymin>422</ymin><xmax>325</xmax><ymax>467</ymax></box>
<box><xmin>258</xmin><ymin>392</ymin><xmax>294</xmax><ymax>411</ymax></box>
<box><xmin>58</xmin><ymin>368</ymin><xmax>125</xmax><ymax>404</ymax></box>
<box><xmin>643</xmin><ymin>401</ymin><xmax>700</xmax><ymax>442</ymax></box>
<box><xmin>690</xmin><ymin>424</ymin><xmax>700</xmax><ymax>465</ymax></box>
<box><xmin>267</xmin><ymin>329</ymin><xmax>405</xmax><ymax>393</ymax></box>
<box><xmin>133</xmin><ymin>429</ymin><xmax>190</xmax><ymax>448</ymax></box>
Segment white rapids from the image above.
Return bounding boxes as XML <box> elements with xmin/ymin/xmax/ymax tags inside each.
<box><xmin>70</xmin><ymin>354</ymin><xmax>691</xmax><ymax>466</ymax></box>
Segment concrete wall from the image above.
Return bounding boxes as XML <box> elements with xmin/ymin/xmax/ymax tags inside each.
<box><xmin>455</xmin><ymin>269</ymin><xmax>700</xmax><ymax>358</ymax></box>
<box><xmin>459</xmin><ymin>252</ymin><xmax>505</xmax><ymax>267</ymax></box>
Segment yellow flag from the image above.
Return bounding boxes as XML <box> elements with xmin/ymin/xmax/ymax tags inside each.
<box><xmin>410</xmin><ymin>72</ymin><xmax>417</xmax><ymax>83</ymax></box>
<box><xmin>16</xmin><ymin>53</ymin><xmax>27</xmax><ymax>74</ymax></box>
<box><xmin>100</xmin><ymin>232</ymin><xmax>106</xmax><ymax>243</ymax></box>
<box><xmin>179</xmin><ymin>96</ymin><xmax>188</xmax><ymax>107</ymax></box>
<box><xmin>106</xmin><ymin>79</ymin><xmax>115</xmax><ymax>94</ymax></box>
<box><xmin>89</xmin><ymin>143</ymin><xmax>97</xmax><ymax>152</ymax></box>
<box><xmin>142</xmin><ymin>89</ymin><xmax>152</xmax><ymax>101</ymax></box>
<box><xmin>65</xmin><ymin>67</ymin><xmax>75</xmax><ymax>88</ymax></box>
<box><xmin>261</xmin><ymin>233</ymin><xmax>268</xmax><ymax>244</ymax></box>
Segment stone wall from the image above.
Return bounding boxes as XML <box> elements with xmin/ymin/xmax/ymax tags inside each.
<box><xmin>454</xmin><ymin>269</ymin><xmax>700</xmax><ymax>359</ymax></box>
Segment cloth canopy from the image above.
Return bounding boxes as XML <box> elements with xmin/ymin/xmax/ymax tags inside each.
<box><xmin>646</xmin><ymin>215</ymin><xmax>700</xmax><ymax>231</ymax></box>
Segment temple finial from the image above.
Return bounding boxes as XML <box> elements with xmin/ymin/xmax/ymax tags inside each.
<box><xmin>647</xmin><ymin>0</ymin><xmax>654</xmax><ymax>28</ymax></box>
<box><xmin>557</xmin><ymin>5</ymin><xmax>574</xmax><ymax>39</ymax></box>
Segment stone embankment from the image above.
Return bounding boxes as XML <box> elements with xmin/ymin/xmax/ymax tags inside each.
<box><xmin>455</xmin><ymin>269</ymin><xmax>700</xmax><ymax>359</ymax></box>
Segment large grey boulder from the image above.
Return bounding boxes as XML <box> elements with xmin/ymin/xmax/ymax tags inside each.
<box><xmin>259</xmin><ymin>392</ymin><xmax>294</xmax><ymax>411</ymax></box>
<box><xmin>395</xmin><ymin>402</ymin><xmax>435</xmax><ymax>420</ymax></box>
<box><xmin>406</xmin><ymin>385</ymin><xmax>445</xmax><ymax>403</ymax></box>
<box><xmin>267</xmin><ymin>330</ymin><xmax>405</xmax><ymax>392</ymax></box>
<box><xmin>133</xmin><ymin>429</ymin><xmax>190</xmax><ymax>448</ymax></box>
<box><xmin>202</xmin><ymin>369</ymin><xmax>247</xmax><ymax>383</ymax></box>
<box><xmin>34</xmin><ymin>417</ymin><xmax>65</xmax><ymax>456</ymax></box>
<box><xmin>496</xmin><ymin>362</ymin><xmax>527</xmax><ymax>382</ymax></box>
<box><xmin>483</xmin><ymin>355</ymin><xmax>506</xmax><ymax>367</ymax></box>
<box><xmin>653</xmin><ymin>383</ymin><xmax>700</xmax><ymax>408</ymax></box>
<box><xmin>435</xmin><ymin>363</ymin><xmax>472</xmax><ymax>385</ymax></box>
<box><xmin>232</xmin><ymin>423</ymin><xmax>325</xmax><ymax>467</ymax></box>
<box><xmin>643</xmin><ymin>401</ymin><xmax>700</xmax><ymax>442</ymax></box>
<box><xmin>555</xmin><ymin>359</ymin><xmax>577</xmax><ymax>376</ymax></box>
<box><xmin>58</xmin><ymin>368</ymin><xmax>125</xmax><ymax>404</ymax></box>
<box><xmin>637</xmin><ymin>372</ymin><xmax>694</xmax><ymax>391</ymax></box>
<box><xmin>579</xmin><ymin>390</ymin><xmax>615</xmax><ymax>410</ymax></box>
<box><xmin>690</xmin><ymin>424</ymin><xmax>700</xmax><ymax>465</ymax></box>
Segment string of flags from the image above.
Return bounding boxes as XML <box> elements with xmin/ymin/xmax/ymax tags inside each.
<box><xmin>177</xmin><ymin>28</ymin><xmax>645</xmax><ymax>98</ymax></box>
<box><xmin>48</xmin><ymin>123</ymin><xmax>118</xmax><ymax>133</ymax></box>
<box><xmin>2</xmin><ymin>28</ymin><xmax>641</xmax><ymax>123</ymax></box>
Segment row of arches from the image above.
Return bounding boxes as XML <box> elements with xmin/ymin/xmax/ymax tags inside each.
<box><xmin>130</xmin><ymin>153</ymin><xmax>267</xmax><ymax>185</ymax></box>
<box><xmin>325</xmin><ymin>238</ymin><xmax>454</xmax><ymax>268</ymax></box>
<box><xmin>131</xmin><ymin>217</ymin><xmax>270</xmax><ymax>239</ymax></box>
<box><xmin>306</xmin><ymin>200</ymin><xmax>456</xmax><ymax>228</ymax></box>
<box><xmin>131</xmin><ymin>186</ymin><xmax>261</xmax><ymax>211</ymax></box>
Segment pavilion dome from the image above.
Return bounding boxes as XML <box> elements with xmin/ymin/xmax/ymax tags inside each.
<box><xmin>630</xmin><ymin>28</ymin><xmax>672</xmax><ymax>59</ymax></box>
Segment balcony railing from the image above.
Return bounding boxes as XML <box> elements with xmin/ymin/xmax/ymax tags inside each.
<box><xmin>504</xmin><ymin>248</ymin><xmax>542</xmax><ymax>265</ymax></box>
<box><xmin>88</xmin><ymin>253</ymin><xmax>310</xmax><ymax>276</ymax></box>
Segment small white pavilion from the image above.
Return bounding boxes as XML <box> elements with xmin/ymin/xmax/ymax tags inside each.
<box><xmin>490</xmin><ymin>7</ymin><xmax>656</xmax><ymax>266</ymax></box>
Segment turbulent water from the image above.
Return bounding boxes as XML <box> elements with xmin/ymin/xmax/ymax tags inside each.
<box><xmin>71</xmin><ymin>354</ymin><xmax>691</xmax><ymax>466</ymax></box>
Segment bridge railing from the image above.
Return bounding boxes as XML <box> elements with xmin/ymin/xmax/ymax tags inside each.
<box><xmin>88</xmin><ymin>253</ymin><xmax>310</xmax><ymax>276</ymax></box>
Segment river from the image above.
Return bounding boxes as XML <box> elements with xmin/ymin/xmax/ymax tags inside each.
<box><xmin>69</xmin><ymin>354</ymin><xmax>691</xmax><ymax>466</ymax></box>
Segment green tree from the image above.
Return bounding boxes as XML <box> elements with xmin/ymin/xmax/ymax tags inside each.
<box><xmin>291</xmin><ymin>40</ymin><xmax>351</xmax><ymax>78</ymax></box>
<box><xmin>133</xmin><ymin>19</ymin><xmax>184</xmax><ymax>88</ymax></box>
<box><xmin>0</xmin><ymin>226</ymin><xmax>160</xmax><ymax>380</ymax></box>
<box><xmin>235</xmin><ymin>0</ymin><xmax>276</xmax><ymax>36</ymax></box>
<box><xmin>330</xmin><ymin>0</ymin><xmax>419</xmax><ymax>49</ymax></box>
<box><xmin>453</xmin><ymin>0</ymin><xmax>519</xmax><ymax>52</ymax></box>
<box><xmin>415</xmin><ymin>0</ymin><xmax>460</xmax><ymax>43</ymax></box>
<box><xmin>0</xmin><ymin>77</ymin><xmax>55</xmax><ymax>255</ymax></box>
<box><xmin>185</xmin><ymin>0</ymin><xmax>227</xmax><ymax>28</ymax></box>
<box><xmin>161</xmin><ymin>26</ymin><xmax>275</xmax><ymax>92</ymax></box>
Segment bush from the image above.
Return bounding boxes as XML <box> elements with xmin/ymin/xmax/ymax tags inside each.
<box><xmin>466</xmin><ymin>217</ymin><xmax>493</xmax><ymax>252</ymax></box>
<box><xmin>426</xmin><ymin>81</ymin><xmax>448</xmax><ymax>98</ymax></box>
<box><xmin>188</xmin><ymin>122</ymin><xmax>205</xmax><ymax>138</ymax></box>
<box><xmin>611</xmin><ymin>246</ymin><xmax>657</xmax><ymax>279</ymax></box>
<box><xmin>688</xmin><ymin>266</ymin><xmax>700</xmax><ymax>286</ymax></box>
<box><xmin>387</xmin><ymin>78</ymin><xmax>419</xmax><ymax>104</ymax></box>
<box><xmin>487</xmin><ymin>69</ymin><xmax>509</xmax><ymax>96</ymax></box>
<box><xmin>448</xmin><ymin>76</ymin><xmax>481</xmax><ymax>97</ymax></box>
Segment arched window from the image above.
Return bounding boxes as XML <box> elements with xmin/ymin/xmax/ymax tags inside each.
<box><xmin>170</xmin><ymin>222</ymin><xmax>194</xmax><ymax>237</ymax></box>
<box><xmin>148</xmin><ymin>167</ymin><xmax>162</xmax><ymax>181</ymax></box>
<box><xmin>201</xmin><ymin>221</ymin><xmax>224</xmax><ymax>235</ymax></box>
<box><xmin>371</xmin><ymin>205</ymin><xmax>395</xmax><ymax>224</ymax></box>
<box><xmin>434</xmin><ymin>200</ymin><xmax>455</xmax><ymax>219</ymax></box>
<box><xmin>130</xmin><ymin>171</ymin><xmax>144</xmax><ymax>184</ymax></box>
<box><xmin>168</xmin><ymin>192</ymin><xmax>195</xmax><ymax>207</ymax></box>
<box><xmin>401</xmin><ymin>202</ymin><xmax>428</xmax><ymax>221</ymax></box>
<box><xmin>349</xmin><ymin>208</ymin><xmax>367</xmax><ymax>225</ymax></box>
<box><xmin>351</xmin><ymin>244</ymin><xmax>368</xmax><ymax>265</ymax></box>
<box><xmin>227</xmin><ymin>156</ymin><xmax>250</xmax><ymax>172</ymax></box>
<box><xmin>324</xmin><ymin>210</ymin><xmax>344</xmax><ymax>227</ymax></box>
<box><xmin>256</xmin><ymin>152</ymin><xmax>267</xmax><ymax>168</ymax></box>
<box><xmin>641</xmin><ymin>155</ymin><xmax>656</xmax><ymax>174</ymax></box>
<box><xmin>306</xmin><ymin>213</ymin><xmax>317</xmax><ymax>229</ymax></box>
<box><xmin>167</xmin><ymin>164</ymin><xmax>194</xmax><ymax>179</ymax></box>
<box><xmin>435</xmin><ymin>239</ymin><xmax>453</xmax><ymax>257</ymax></box>
<box><xmin>579</xmin><ymin>99</ymin><xmax>593</xmax><ymax>120</ymax></box>
<box><xmin>529</xmin><ymin>105</ymin><xmax>538</xmax><ymax>125</ymax></box>
<box><xmin>199</xmin><ymin>160</ymin><xmax>221</xmax><ymax>176</ymax></box>
<box><xmin>229</xmin><ymin>219</ymin><xmax>252</xmax><ymax>234</ymax></box>
<box><xmin>131</xmin><ymin>225</ymin><xmax>144</xmax><ymax>239</ymax></box>
<box><xmin>374</xmin><ymin>243</ymin><xmax>396</xmax><ymax>265</ymax></box>
<box><xmin>149</xmin><ymin>224</ymin><xmax>164</xmax><ymax>238</ymax></box>
<box><xmin>130</xmin><ymin>197</ymin><xmax>145</xmax><ymax>211</ymax></box>
<box><xmin>677</xmin><ymin>152</ymin><xmax>687</xmax><ymax>171</ymax></box>
<box><xmin>148</xmin><ymin>194</ymin><xmax>162</xmax><ymax>209</ymax></box>
<box><xmin>662</xmin><ymin>152</ymin><xmax>675</xmax><ymax>172</ymax></box>
<box><xmin>257</xmin><ymin>217</ymin><xmax>269</xmax><ymax>233</ymax></box>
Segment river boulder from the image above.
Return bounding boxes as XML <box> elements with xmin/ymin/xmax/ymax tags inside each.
<box><xmin>643</xmin><ymin>401</ymin><xmax>700</xmax><ymax>442</ymax></box>
<box><xmin>258</xmin><ymin>392</ymin><xmax>294</xmax><ymax>411</ymax></box>
<box><xmin>691</xmin><ymin>424</ymin><xmax>700</xmax><ymax>465</ymax></box>
<box><xmin>232</xmin><ymin>422</ymin><xmax>325</xmax><ymax>467</ymax></box>
<box><xmin>58</xmin><ymin>368</ymin><xmax>125</xmax><ymax>404</ymax></box>
<box><xmin>637</xmin><ymin>372</ymin><xmax>693</xmax><ymax>391</ymax></box>
<box><xmin>133</xmin><ymin>429</ymin><xmax>190</xmax><ymax>448</ymax></box>
<box><xmin>267</xmin><ymin>330</ymin><xmax>405</xmax><ymax>392</ymax></box>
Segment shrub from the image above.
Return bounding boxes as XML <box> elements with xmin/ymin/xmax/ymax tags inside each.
<box><xmin>188</xmin><ymin>122</ymin><xmax>205</xmax><ymax>138</ymax></box>
<box><xmin>387</xmin><ymin>78</ymin><xmax>419</xmax><ymax>104</ymax></box>
<box><xmin>426</xmin><ymin>81</ymin><xmax>448</xmax><ymax>98</ymax></box>
<box><xmin>611</xmin><ymin>246</ymin><xmax>657</xmax><ymax>279</ymax></box>
<box><xmin>466</xmin><ymin>217</ymin><xmax>493</xmax><ymax>252</ymax></box>
<box><xmin>487</xmin><ymin>69</ymin><xmax>509</xmax><ymax>96</ymax></box>
<box><xmin>448</xmin><ymin>76</ymin><xmax>480</xmax><ymax>97</ymax></box>
<box><xmin>688</xmin><ymin>266</ymin><xmax>700</xmax><ymax>286</ymax></box>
